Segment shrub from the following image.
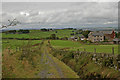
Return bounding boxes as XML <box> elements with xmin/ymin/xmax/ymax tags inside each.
<box><xmin>61</xmin><ymin>52</ymin><xmax>74</xmax><ymax>63</ymax></box>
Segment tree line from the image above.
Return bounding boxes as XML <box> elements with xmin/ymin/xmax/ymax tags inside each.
<box><xmin>4</xmin><ymin>29</ymin><xmax>30</xmax><ymax>34</ymax></box>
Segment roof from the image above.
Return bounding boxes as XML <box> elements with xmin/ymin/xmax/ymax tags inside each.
<box><xmin>99</xmin><ymin>31</ymin><xmax>113</xmax><ymax>34</ymax></box>
<box><xmin>89</xmin><ymin>31</ymin><xmax>114</xmax><ymax>36</ymax></box>
<box><xmin>113</xmin><ymin>38</ymin><xmax>120</xmax><ymax>41</ymax></box>
<box><xmin>70</xmin><ymin>36</ymin><xmax>78</xmax><ymax>39</ymax></box>
<box><xmin>91</xmin><ymin>32</ymin><xmax>104</xmax><ymax>36</ymax></box>
<box><xmin>78</xmin><ymin>34</ymin><xmax>85</xmax><ymax>38</ymax></box>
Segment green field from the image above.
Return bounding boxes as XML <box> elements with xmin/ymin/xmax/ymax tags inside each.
<box><xmin>2</xmin><ymin>29</ymin><xmax>120</xmax><ymax>78</ymax></box>
<box><xmin>2</xmin><ymin>29</ymin><xmax>75</xmax><ymax>39</ymax></box>
<box><xmin>3</xmin><ymin>39</ymin><xmax>118</xmax><ymax>54</ymax></box>
<box><xmin>50</xmin><ymin>40</ymin><xmax>119</xmax><ymax>54</ymax></box>
<box><xmin>2</xmin><ymin>28</ymin><xmax>119</xmax><ymax>54</ymax></box>
<box><xmin>2</xmin><ymin>39</ymin><xmax>42</xmax><ymax>50</ymax></box>
<box><xmin>2</xmin><ymin>40</ymin><xmax>79</xmax><ymax>78</ymax></box>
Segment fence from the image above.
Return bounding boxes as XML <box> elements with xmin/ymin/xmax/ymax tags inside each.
<box><xmin>76</xmin><ymin>47</ymin><xmax>116</xmax><ymax>55</ymax></box>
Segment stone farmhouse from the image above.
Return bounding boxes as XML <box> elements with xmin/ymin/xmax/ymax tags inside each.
<box><xmin>88</xmin><ymin>30</ymin><xmax>115</xmax><ymax>42</ymax></box>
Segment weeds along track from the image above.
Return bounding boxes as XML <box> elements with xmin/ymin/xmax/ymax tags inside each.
<box><xmin>48</xmin><ymin>41</ymin><xmax>120</xmax><ymax>79</ymax></box>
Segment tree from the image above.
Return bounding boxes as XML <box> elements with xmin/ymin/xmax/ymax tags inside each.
<box><xmin>50</xmin><ymin>34</ymin><xmax>57</xmax><ymax>39</ymax></box>
<box><xmin>1</xmin><ymin>18</ymin><xmax>20</xmax><ymax>29</ymax></box>
<box><xmin>61</xmin><ymin>37</ymin><xmax>68</xmax><ymax>40</ymax></box>
<box><xmin>82</xmin><ymin>30</ymin><xmax>91</xmax><ymax>38</ymax></box>
<box><xmin>70</xmin><ymin>33</ymin><xmax>74</xmax><ymax>35</ymax></box>
<box><xmin>116</xmin><ymin>32</ymin><xmax>120</xmax><ymax>38</ymax></box>
<box><xmin>41</xmin><ymin>28</ymin><xmax>48</xmax><ymax>31</ymax></box>
<box><xmin>18</xmin><ymin>29</ymin><xmax>29</xmax><ymax>34</ymax></box>
<box><xmin>8</xmin><ymin>30</ymin><xmax>16</xmax><ymax>34</ymax></box>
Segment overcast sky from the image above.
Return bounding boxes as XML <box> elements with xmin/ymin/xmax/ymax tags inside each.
<box><xmin>1</xmin><ymin>2</ymin><xmax>118</xmax><ymax>29</ymax></box>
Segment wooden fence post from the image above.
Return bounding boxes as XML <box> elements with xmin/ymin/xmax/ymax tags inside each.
<box><xmin>22</xmin><ymin>48</ymin><xmax>23</xmax><ymax>53</ymax></box>
<box><xmin>8</xmin><ymin>48</ymin><xmax>10</xmax><ymax>54</ymax></box>
<box><xmin>112</xmin><ymin>47</ymin><xmax>114</xmax><ymax>55</ymax></box>
<box><xmin>84</xmin><ymin>48</ymin><xmax>86</xmax><ymax>52</ymax></box>
<box><xmin>19</xmin><ymin>47</ymin><xmax>21</xmax><ymax>51</ymax></box>
<box><xmin>77</xmin><ymin>49</ymin><xmax>79</xmax><ymax>52</ymax></box>
<box><xmin>94</xmin><ymin>48</ymin><xmax>96</xmax><ymax>53</ymax></box>
<box><xmin>16</xmin><ymin>47</ymin><xmax>17</xmax><ymax>52</ymax></box>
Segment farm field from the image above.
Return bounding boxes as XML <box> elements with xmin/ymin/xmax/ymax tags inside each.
<box><xmin>2</xmin><ymin>39</ymin><xmax>42</xmax><ymax>50</ymax></box>
<box><xmin>2</xmin><ymin>39</ymin><xmax>120</xmax><ymax>78</ymax></box>
<box><xmin>2</xmin><ymin>40</ymin><xmax>79</xmax><ymax>78</ymax></box>
<box><xmin>2</xmin><ymin>29</ymin><xmax>75</xmax><ymax>39</ymax></box>
<box><xmin>2</xmin><ymin>30</ymin><xmax>120</xmax><ymax>78</ymax></box>
<box><xmin>50</xmin><ymin>40</ymin><xmax>119</xmax><ymax>54</ymax></box>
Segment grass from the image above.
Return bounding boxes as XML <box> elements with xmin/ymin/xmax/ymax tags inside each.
<box><xmin>50</xmin><ymin>41</ymin><xmax>120</xmax><ymax>79</ymax></box>
<box><xmin>50</xmin><ymin>40</ymin><xmax>119</xmax><ymax>54</ymax></box>
<box><xmin>2</xmin><ymin>40</ymin><xmax>79</xmax><ymax>78</ymax></box>
<box><xmin>39</xmin><ymin>40</ymin><xmax>79</xmax><ymax>78</ymax></box>
<box><xmin>2</xmin><ymin>29</ymin><xmax>75</xmax><ymax>39</ymax></box>
<box><xmin>2</xmin><ymin>43</ymin><xmax>42</xmax><ymax>78</ymax></box>
<box><xmin>2</xmin><ymin>39</ymin><xmax>42</xmax><ymax>50</ymax></box>
<box><xmin>50</xmin><ymin>53</ymin><xmax>79</xmax><ymax>78</ymax></box>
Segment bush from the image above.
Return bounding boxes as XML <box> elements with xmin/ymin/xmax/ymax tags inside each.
<box><xmin>86</xmin><ymin>41</ymin><xmax>91</xmax><ymax>44</ymax></box>
<box><xmin>67</xmin><ymin>59</ymin><xmax>76</xmax><ymax>70</ymax></box>
<box><xmin>70</xmin><ymin>33</ymin><xmax>74</xmax><ymax>35</ymax></box>
<box><xmin>6</xmin><ymin>30</ymin><xmax>16</xmax><ymax>34</ymax></box>
<box><xmin>61</xmin><ymin>52</ymin><xmax>74</xmax><ymax>63</ymax></box>
<box><xmin>18</xmin><ymin>29</ymin><xmax>29</xmax><ymax>34</ymax></box>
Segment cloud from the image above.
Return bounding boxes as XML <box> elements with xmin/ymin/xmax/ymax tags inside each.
<box><xmin>2</xmin><ymin>2</ymin><xmax>118</xmax><ymax>29</ymax></box>
<box><xmin>20</xmin><ymin>11</ymin><xmax>30</xmax><ymax>16</ymax></box>
<box><xmin>2</xmin><ymin>0</ymin><xmax>120</xmax><ymax>2</ymax></box>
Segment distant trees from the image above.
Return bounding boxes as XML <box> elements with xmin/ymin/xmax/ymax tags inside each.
<box><xmin>5</xmin><ymin>29</ymin><xmax>30</xmax><ymax>34</ymax></box>
<box><xmin>61</xmin><ymin>37</ymin><xmax>68</xmax><ymax>40</ymax></box>
<box><xmin>41</xmin><ymin>28</ymin><xmax>53</xmax><ymax>31</ymax></box>
<box><xmin>64</xmin><ymin>28</ymin><xmax>74</xmax><ymax>30</ymax></box>
<box><xmin>70</xmin><ymin>33</ymin><xmax>74</xmax><ymax>35</ymax></box>
<box><xmin>5</xmin><ymin>30</ymin><xmax>16</xmax><ymax>34</ymax></box>
<box><xmin>115</xmin><ymin>32</ymin><xmax>120</xmax><ymax>38</ymax></box>
<box><xmin>75</xmin><ymin>29</ymin><xmax>82</xmax><ymax>34</ymax></box>
<box><xmin>50</xmin><ymin>34</ymin><xmax>59</xmax><ymax>40</ymax></box>
<box><xmin>82</xmin><ymin>30</ymin><xmax>91</xmax><ymax>38</ymax></box>
<box><xmin>18</xmin><ymin>29</ymin><xmax>29</xmax><ymax>34</ymax></box>
<box><xmin>41</xmin><ymin>28</ymin><xmax>48</xmax><ymax>31</ymax></box>
<box><xmin>50</xmin><ymin>34</ymin><xmax>56</xmax><ymax>39</ymax></box>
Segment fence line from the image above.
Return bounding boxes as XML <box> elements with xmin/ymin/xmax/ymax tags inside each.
<box><xmin>76</xmin><ymin>47</ymin><xmax>115</xmax><ymax>56</ymax></box>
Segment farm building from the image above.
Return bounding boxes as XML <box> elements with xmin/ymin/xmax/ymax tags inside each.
<box><xmin>68</xmin><ymin>36</ymin><xmax>78</xmax><ymax>41</ymax></box>
<box><xmin>88</xmin><ymin>32</ymin><xmax>104</xmax><ymax>42</ymax></box>
<box><xmin>78</xmin><ymin>34</ymin><xmax>86</xmax><ymax>40</ymax></box>
<box><xmin>88</xmin><ymin>30</ymin><xmax>116</xmax><ymax>42</ymax></box>
<box><xmin>68</xmin><ymin>34</ymin><xmax>85</xmax><ymax>41</ymax></box>
<box><xmin>100</xmin><ymin>30</ymin><xmax>116</xmax><ymax>41</ymax></box>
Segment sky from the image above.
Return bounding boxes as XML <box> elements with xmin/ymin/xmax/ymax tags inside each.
<box><xmin>0</xmin><ymin>1</ymin><xmax>119</xmax><ymax>29</ymax></box>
